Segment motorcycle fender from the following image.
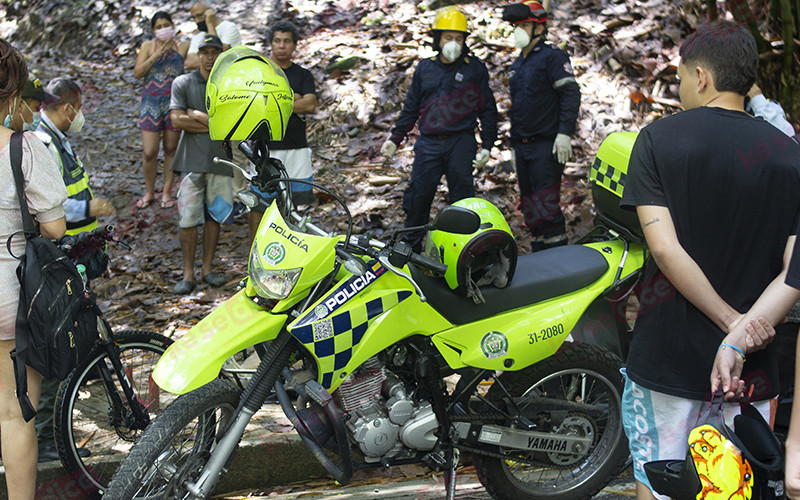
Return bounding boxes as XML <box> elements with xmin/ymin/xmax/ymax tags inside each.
<box><xmin>569</xmin><ymin>297</ymin><xmax>627</xmax><ymax>359</ymax></box>
<box><xmin>431</xmin><ymin>287</ymin><xmax>599</xmax><ymax>371</ymax></box>
<box><xmin>152</xmin><ymin>290</ymin><xmax>288</xmax><ymax>394</ymax></box>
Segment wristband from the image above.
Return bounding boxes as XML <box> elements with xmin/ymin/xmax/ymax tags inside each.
<box><xmin>718</xmin><ymin>342</ymin><xmax>746</xmax><ymax>362</ymax></box>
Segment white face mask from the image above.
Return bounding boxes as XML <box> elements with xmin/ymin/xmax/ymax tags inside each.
<box><xmin>154</xmin><ymin>27</ymin><xmax>175</xmax><ymax>42</ymax></box>
<box><xmin>441</xmin><ymin>40</ymin><xmax>462</xmax><ymax>62</ymax></box>
<box><xmin>513</xmin><ymin>26</ymin><xmax>532</xmax><ymax>49</ymax></box>
<box><xmin>67</xmin><ymin>105</ymin><xmax>85</xmax><ymax>134</ymax></box>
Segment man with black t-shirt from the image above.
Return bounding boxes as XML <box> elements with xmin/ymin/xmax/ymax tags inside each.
<box><xmin>248</xmin><ymin>20</ymin><xmax>317</xmax><ymax>244</ymax></box>
<box><xmin>620</xmin><ymin>21</ymin><xmax>800</xmax><ymax>500</ymax></box>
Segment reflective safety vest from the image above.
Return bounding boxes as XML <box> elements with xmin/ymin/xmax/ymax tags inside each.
<box><xmin>36</xmin><ymin>122</ymin><xmax>97</xmax><ymax>235</ymax></box>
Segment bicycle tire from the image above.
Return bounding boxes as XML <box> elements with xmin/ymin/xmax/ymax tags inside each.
<box><xmin>54</xmin><ymin>329</ymin><xmax>174</xmax><ymax>498</ymax></box>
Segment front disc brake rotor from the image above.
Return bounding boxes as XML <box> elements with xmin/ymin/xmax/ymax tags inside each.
<box><xmin>165</xmin><ymin>450</ymin><xmax>211</xmax><ymax>498</ymax></box>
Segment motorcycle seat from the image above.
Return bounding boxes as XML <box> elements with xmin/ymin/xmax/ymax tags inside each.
<box><xmin>410</xmin><ymin>244</ymin><xmax>610</xmax><ymax>325</ymax></box>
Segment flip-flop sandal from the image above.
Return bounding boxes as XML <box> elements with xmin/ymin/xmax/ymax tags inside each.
<box><xmin>160</xmin><ymin>198</ymin><xmax>175</xmax><ymax>209</ymax></box>
<box><xmin>173</xmin><ymin>280</ymin><xmax>195</xmax><ymax>295</ymax></box>
<box><xmin>202</xmin><ymin>272</ymin><xmax>227</xmax><ymax>287</ymax></box>
<box><xmin>136</xmin><ymin>197</ymin><xmax>153</xmax><ymax>209</ymax></box>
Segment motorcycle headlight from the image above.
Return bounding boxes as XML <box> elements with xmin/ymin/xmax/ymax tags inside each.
<box><xmin>249</xmin><ymin>240</ymin><xmax>302</xmax><ymax>299</ymax></box>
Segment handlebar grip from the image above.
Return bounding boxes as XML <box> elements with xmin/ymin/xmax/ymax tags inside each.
<box><xmin>91</xmin><ymin>225</ymin><xmax>113</xmax><ymax>238</ymax></box>
<box><xmin>409</xmin><ymin>252</ymin><xmax>447</xmax><ymax>275</ymax></box>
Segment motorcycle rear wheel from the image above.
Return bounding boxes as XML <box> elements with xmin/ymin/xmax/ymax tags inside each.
<box><xmin>473</xmin><ymin>341</ymin><xmax>628</xmax><ymax>500</ymax></box>
<box><xmin>103</xmin><ymin>379</ymin><xmax>241</xmax><ymax>500</ymax></box>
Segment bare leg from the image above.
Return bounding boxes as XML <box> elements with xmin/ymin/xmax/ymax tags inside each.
<box><xmin>636</xmin><ymin>480</ymin><xmax>659</xmax><ymax>500</ymax></box>
<box><xmin>141</xmin><ymin>130</ymin><xmax>161</xmax><ymax>204</ymax></box>
<box><xmin>179</xmin><ymin>226</ymin><xmax>198</xmax><ymax>282</ymax></box>
<box><xmin>201</xmin><ymin>219</ymin><xmax>221</xmax><ymax>277</ymax></box>
<box><xmin>248</xmin><ymin>211</ymin><xmax>264</xmax><ymax>248</ymax></box>
<box><xmin>161</xmin><ymin>130</ymin><xmax>180</xmax><ymax>204</ymax></box>
<box><xmin>0</xmin><ymin>339</ymin><xmax>42</xmax><ymax>500</ymax></box>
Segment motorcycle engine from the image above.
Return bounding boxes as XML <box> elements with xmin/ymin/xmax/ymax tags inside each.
<box><xmin>334</xmin><ymin>356</ymin><xmax>439</xmax><ymax>462</ymax></box>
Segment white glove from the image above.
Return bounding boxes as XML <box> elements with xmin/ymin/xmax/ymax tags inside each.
<box><xmin>472</xmin><ymin>148</ymin><xmax>491</xmax><ymax>169</ymax></box>
<box><xmin>381</xmin><ymin>139</ymin><xmax>397</xmax><ymax>158</ymax></box>
<box><xmin>552</xmin><ymin>133</ymin><xmax>573</xmax><ymax>164</ymax></box>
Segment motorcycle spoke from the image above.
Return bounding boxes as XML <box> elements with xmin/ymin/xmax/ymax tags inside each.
<box><xmin>130</xmin><ymin>411</ymin><xmax>219</xmax><ymax>498</ymax></box>
<box><xmin>473</xmin><ymin>343</ymin><xmax>628</xmax><ymax>500</ymax></box>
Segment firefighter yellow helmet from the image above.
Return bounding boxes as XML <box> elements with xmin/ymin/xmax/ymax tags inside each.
<box><xmin>205</xmin><ymin>46</ymin><xmax>294</xmax><ymax>141</ymax></box>
<box><xmin>433</xmin><ymin>7</ymin><xmax>469</xmax><ymax>33</ymax></box>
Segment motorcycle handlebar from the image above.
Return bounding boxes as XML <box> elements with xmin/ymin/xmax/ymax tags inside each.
<box><xmin>213</xmin><ymin>157</ymin><xmax>253</xmax><ymax>181</ymax></box>
<box><xmin>348</xmin><ymin>237</ymin><xmax>447</xmax><ymax>275</ymax></box>
<box><xmin>409</xmin><ymin>252</ymin><xmax>447</xmax><ymax>275</ymax></box>
<box><xmin>58</xmin><ymin>225</ymin><xmax>130</xmax><ymax>251</ymax></box>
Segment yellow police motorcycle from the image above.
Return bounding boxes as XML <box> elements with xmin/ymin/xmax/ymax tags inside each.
<box><xmin>105</xmin><ymin>48</ymin><xmax>645</xmax><ymax>500</ymax></box>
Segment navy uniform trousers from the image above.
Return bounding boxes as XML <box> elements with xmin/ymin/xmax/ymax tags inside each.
<box><xmin>514</xmin><ymin>138</ymin><xmax>567</xmax><ymax>251</ymax></box>
<box><xmin>402</xmin><ymin>132</ymin><xmax>477</xmax><ymax>252</ymax></box>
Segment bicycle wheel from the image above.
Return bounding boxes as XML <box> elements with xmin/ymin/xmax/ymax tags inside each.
<box><xmin>54</xmin><ymin>329</ymin><xmax>174</xmax><ymax>498</ymax></box>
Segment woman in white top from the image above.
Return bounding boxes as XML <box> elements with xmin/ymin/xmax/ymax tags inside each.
<box><xmin>0</xmin><ymin>38</ymin><xmax>68</xmax><ymax>499</ymax></box>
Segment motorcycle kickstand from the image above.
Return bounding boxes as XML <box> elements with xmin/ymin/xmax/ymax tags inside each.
<box><xmin>444</xmin><ymin>447</ymin><xmax>460</xmax><ymax>500</ymax></box>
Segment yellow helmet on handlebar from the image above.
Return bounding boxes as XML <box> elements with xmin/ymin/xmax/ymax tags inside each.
<box><xmin>205</xmin><ymin>46</ymin><xmax>294</xmax><ymax>141</ymax></box>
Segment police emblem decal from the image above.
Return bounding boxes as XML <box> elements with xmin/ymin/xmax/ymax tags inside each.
<box><xmin>480</xmin><ymin>331</ymin><xmax>509</xmax><ymax>360</ymax></box>
<box><xmin>314</xmin><ymin>304</ymin><xmax>328</xmax><ymax>320</ymax></box>
<box><xmin>263</xmin><ymin>241</ymin><xmax>286</xmax><ymax>266</ymax></box>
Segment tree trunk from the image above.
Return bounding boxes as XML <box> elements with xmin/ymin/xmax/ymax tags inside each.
<box><xmin>728</xmin><ymin>0</ymin><xmax>769</xmax><ymax>51</ymax></box>
<box><xmin>707</xmin><ymin>0</ymin><xmax>718</xmax><ymax>20</ymax></box>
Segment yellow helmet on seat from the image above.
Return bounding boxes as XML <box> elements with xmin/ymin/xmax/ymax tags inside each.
<box><xmin>205</xmin><ymin>46</ymin><xmax>294</xmax><ymax>141</ymax></box>
<box><xmin>433</xmin><ymin>7</ymin><xmax>469</xmax><ymax>33</ymax></box>
<box><xmin>424</xmin><ymin>198</ymin><xmax>517</xmax><ymax>304</ymax></box>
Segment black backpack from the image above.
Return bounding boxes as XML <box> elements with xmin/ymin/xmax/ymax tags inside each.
<box><xmin>6</xmin><ymin>132</ymin><xmax>98</xmax><ymax>422</ymax></box>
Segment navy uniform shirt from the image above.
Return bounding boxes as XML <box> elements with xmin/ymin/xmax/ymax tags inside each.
<box><xmin>509</xmin><ymin>40</ymin><xmax>580</xmax><ymax>140</ymax></box>
<box><xmin>390</xmin><ymin>52</ymin><xmax>497</xmax><ymax>148</ymax></box>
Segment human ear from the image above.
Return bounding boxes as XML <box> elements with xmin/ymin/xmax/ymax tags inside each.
<box><xmin>695</xmin><ymin>66</ymin><xmax>711</xmax><ymax>93</ymax></box>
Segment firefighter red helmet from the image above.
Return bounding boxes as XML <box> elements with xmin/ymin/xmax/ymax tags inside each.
<box><xmin>502</xmin><ymin>1</ymin><xmax>549</xmax><ymax>24</ymax></box>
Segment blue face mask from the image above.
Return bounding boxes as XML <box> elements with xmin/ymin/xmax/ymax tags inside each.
<box><xmin>2</xmin><ymin>115</ymin><xmax>10</xmax><ymax>129</ymax></box>
<box><xmin>23</xmin><ymin>112</ymin><xmax>41</xmax><ymax>131</ymax></box>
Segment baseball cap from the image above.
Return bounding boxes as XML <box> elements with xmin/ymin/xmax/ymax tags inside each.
<box><xmin>198</xmin><ymin>34</ymin><xmax>224</xmax><ymax>50</ymax></box>
<box><xmin>22</xmin><ymin>76</ymin><xmax>59</xmax><ymax>103</ymax></box>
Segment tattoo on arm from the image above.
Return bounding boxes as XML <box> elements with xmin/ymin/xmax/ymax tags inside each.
<box><xmin>643</xmin><ymin>217</ymin><xmax>660</xmax><ymax>228</ymax></box>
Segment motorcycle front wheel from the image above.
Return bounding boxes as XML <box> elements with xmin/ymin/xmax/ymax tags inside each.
<box><xmin>103</xmin><ymin>378</ymin><xmax>242</xmax><ymax>500</ymax></box>
<box><xmin>473</xmin><ymin>341</ymin><xmax>628</xmax><ymax>500</ymax></box>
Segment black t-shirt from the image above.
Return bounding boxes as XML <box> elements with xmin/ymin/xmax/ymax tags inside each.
<box><xmin>268</xmin><ymin>63</ymin><xmax>316</xmax><ymax>150</ymax></box>
<box><xmin>621</xmin><ymin>106</ymin><xmax>800</xmax><ymax>400</ymax></box>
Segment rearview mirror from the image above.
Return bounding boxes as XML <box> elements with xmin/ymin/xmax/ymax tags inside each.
<box><xmin>431</xmin><ymin>206</ymin><xmax>480</xmax><ymax>235</ymax></box>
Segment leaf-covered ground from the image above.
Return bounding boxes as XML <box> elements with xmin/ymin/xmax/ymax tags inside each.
<box><xmin>0</xmin><ymin>0</ymin><xmax>709</xmax><ymax>336</ymax></box>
